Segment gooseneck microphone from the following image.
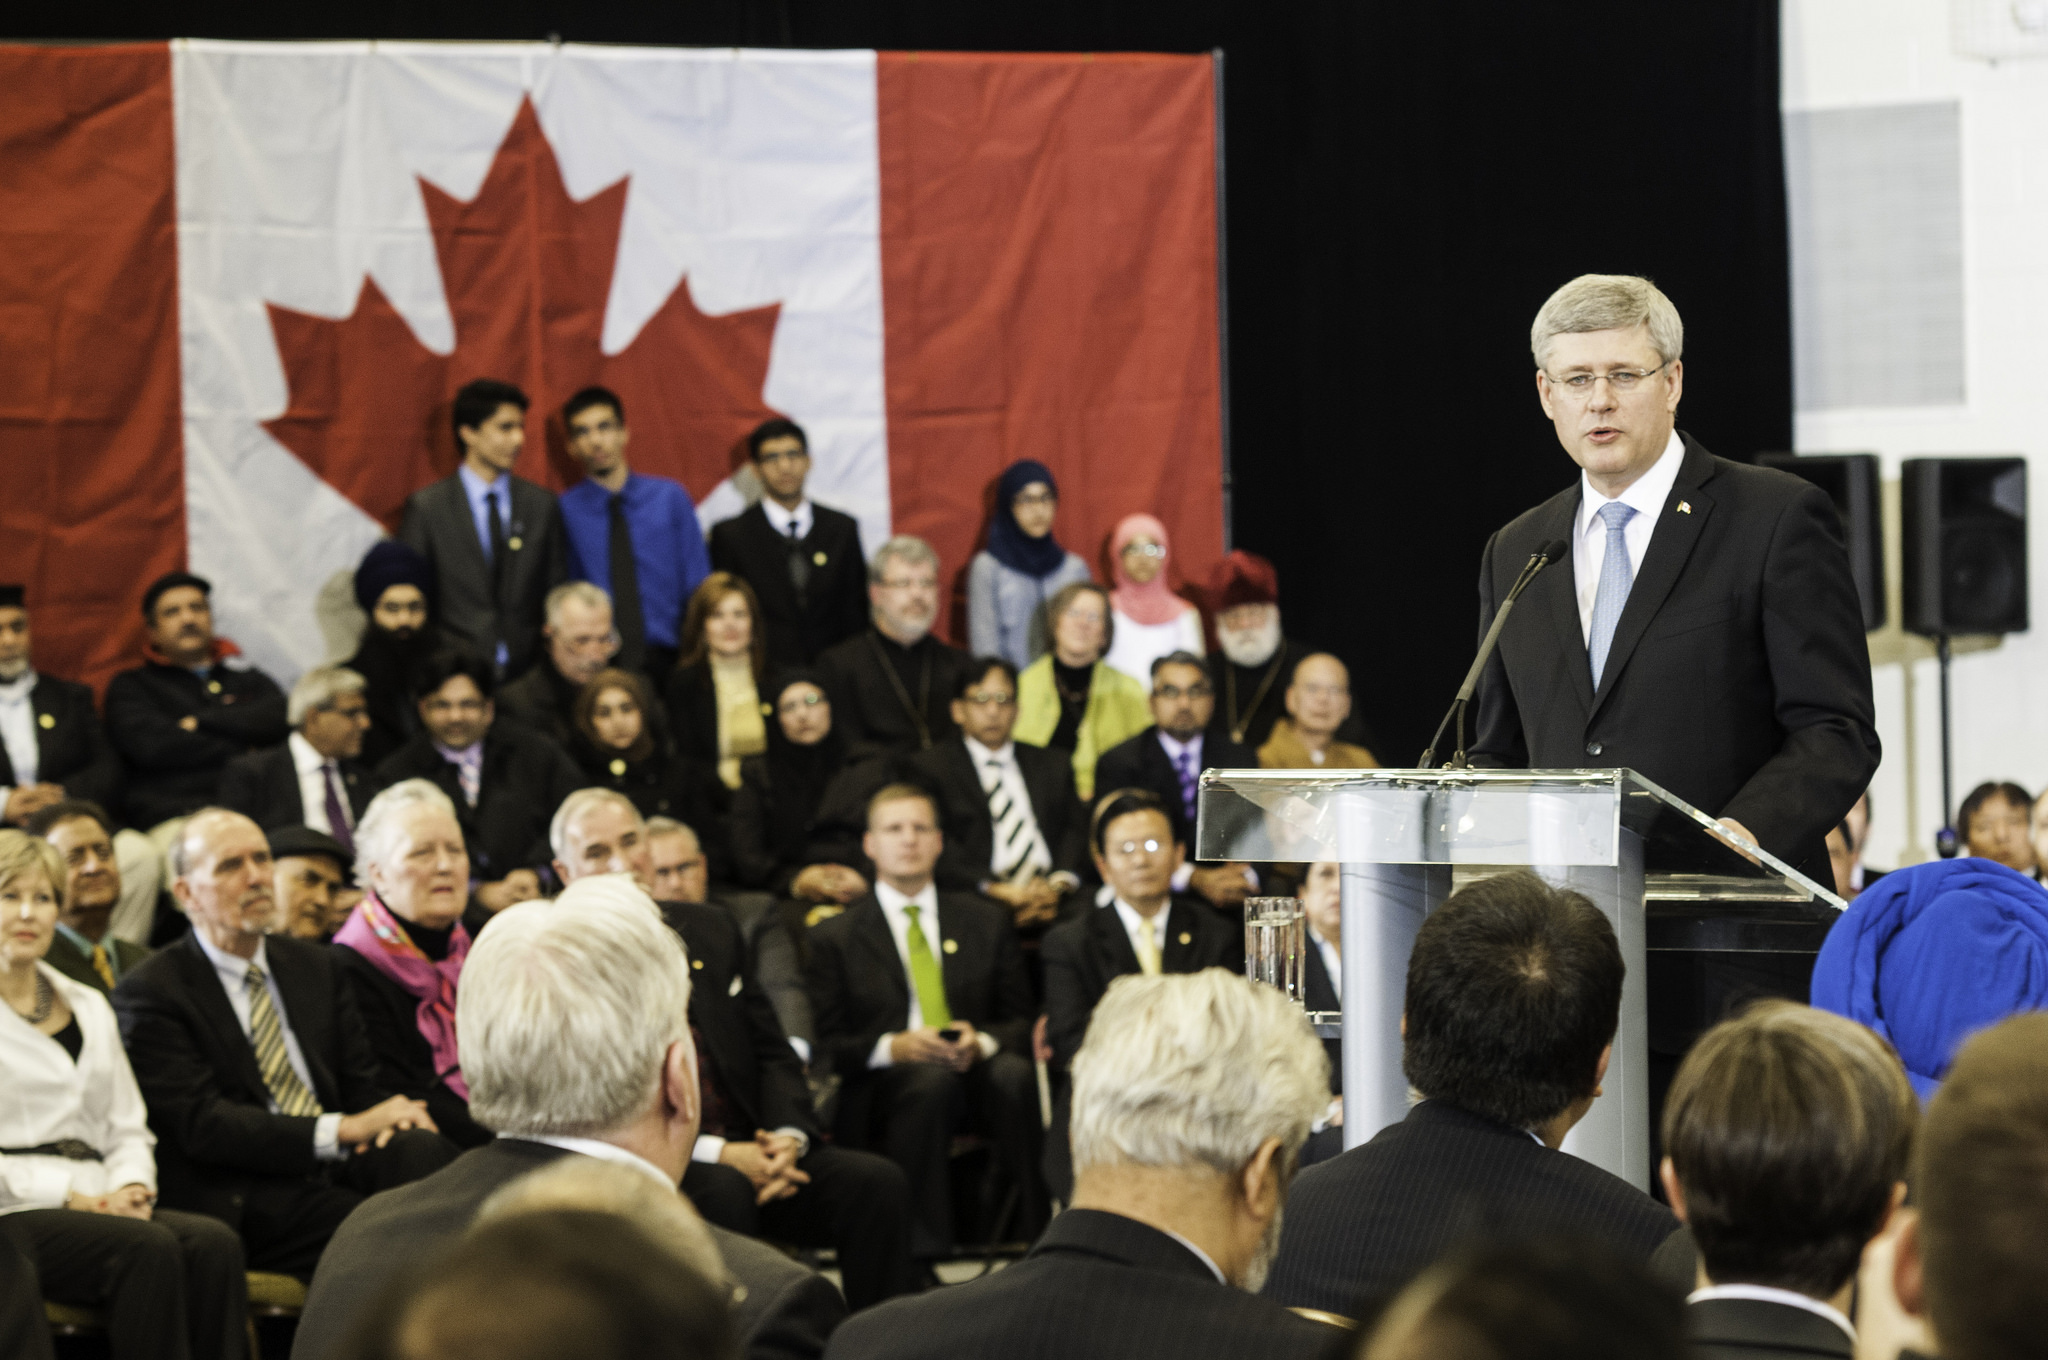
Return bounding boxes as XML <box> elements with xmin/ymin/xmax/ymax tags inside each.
<box><xmin>1418</xmin><ymin>539</ymin><xmax>1569</xmax><ymax>770</ymax></box>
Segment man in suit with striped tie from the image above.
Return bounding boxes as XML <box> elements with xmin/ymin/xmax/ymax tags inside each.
<box><xmin>113</xmin><ymin>809</ymin><xmax>457</xmax><ymax>1277</ymax></box>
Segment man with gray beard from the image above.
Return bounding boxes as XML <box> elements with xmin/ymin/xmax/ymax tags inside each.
<box><xmin>824</xmin><ymin>969</ymin><xmax>1336</xmax><ymax>1360</ymax></box>
<box><xmin>1203</xmin><ymin>552</ymin><xmax>1320</xmax><ymax>752</ymax></box>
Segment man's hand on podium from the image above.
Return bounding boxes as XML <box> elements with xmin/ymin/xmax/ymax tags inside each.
<box><xmin>1716</xmin><ymin>816</ymin><xmax>1762</xmax><ymax>866</ymax></box>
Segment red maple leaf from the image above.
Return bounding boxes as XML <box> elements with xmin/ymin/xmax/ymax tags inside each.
<box><xmin>264</xmin><ymin>98</ymin><xmax>782</xmax><ymax>529</ymax></box>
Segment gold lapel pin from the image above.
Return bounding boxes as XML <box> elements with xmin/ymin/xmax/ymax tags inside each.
<box><xmin>1676</xmin><ymin>501</ymin><xmax>1692</xmax><ymax>515</ymax></box>
<box><xmin>942</xmin><ymin>939</ymin><xmax>959</xmax><ymax>954</ymax></box>
<box><xmin>38</xmin><ymin>714</ymin><xmax>54</xmax><ymax>729</ymax></box>
<box><xmin>1178</xmin><ymin>931</ymin><xmax>1192</xmax><ymax>946</ymax></box>
<box><xmin>207</xmin><ymin>680</ymin><xmax>222</xmax><ymax>694</ymax></box>
<box><xmin>609</xmin><ymin>758</ymin><xmax>627</xmax><ymax>776</ymax></box>
<box><xmin>812</xmin><ymin>550</ymin><xmax>828</xmax><ymax>567</ymax></box>
<box><xmin>691</xmin><ymin>958</ymin><xmax>704</xmax><ymax>970</ymax></box>
<box><xmin>508</xmin><ymin>536</ymin><xmax>524</xmax><ymax>551</ymax></box>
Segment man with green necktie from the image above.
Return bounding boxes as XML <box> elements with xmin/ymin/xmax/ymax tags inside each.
<box><xmin>805</xmin><ymin>783</ymin><xmax>1045</xmax><ymax>1258</ymax></box>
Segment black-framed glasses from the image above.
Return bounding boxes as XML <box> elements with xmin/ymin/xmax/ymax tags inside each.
<box><xmin>1154</xmin><ymin>684</ymin><xmax>1212</xmax><ymax>701</ymax></box>
<box><xmin>963</xmin><ymin>690</ymin><xmax>1017</xmax><ymax>707</ymax></box>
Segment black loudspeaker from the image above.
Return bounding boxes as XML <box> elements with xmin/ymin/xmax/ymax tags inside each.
<box><xmin>1758</xmin><ymin>453</ymin><xmax>1885</xmax><ymax>632</ymax></box>
<box><xmin>1901</xmin><ymin>457</ymin><xmax>2029</xmax><ymax>636</ymax></box>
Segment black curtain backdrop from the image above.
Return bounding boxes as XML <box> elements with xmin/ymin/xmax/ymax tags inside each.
<box><xmin>21</xmin><ymin>1</ymin><xmax>1790</xmax><ymax>762</ymax></box>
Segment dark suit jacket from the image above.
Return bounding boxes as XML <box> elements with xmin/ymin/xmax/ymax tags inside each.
<box><xmin>111</xmin><ymin>933</ymin><xmax>394</xmax><ymax>1229</ymax></box>
<box><xmin>370</xmin><ymin>725</ymin><xmax>584</xmax><ymax>881</ymax></box>
<box><xmin>331</xmin><ymin>949</ymin><xmax>491</xmax><ymax>1149</ymax></box>
<box><xmin>1688</xmin><ymin>1296</ymin><xmax>1854</xmax><ymax>1360</ymax></box>
<box><xmin>662</xmin><ymin>660</ymin><xmax>722</xmax><ymax>766</ymax></box>
<box><xmin>1041</xmin><ymin>897</ymin><xmax>1242</xmax><ymax>1070</ymax></box>
<box><xmin>1092</xmin><ymin>726</ymin><xmax>1259</xmax><ymax>851</ymax></box>
<box><xmin>1302</xmin><ymin>935</ymin><xmax>1341</xmax><ymax>1096</ymax></box>
<box><xmin>663</xmin><ymin>900</ymin><xmax>819</xmax><ymax>1140</ymax></box>
<box><xmin>398</xmin><ymin>472</ymin><xmax>567</xmax><ymax>676</ymax></box>
<box><xmin>709</xmin><ymin>502</ymin><xmax>868</xmax><ymax>668</ymax></box>
<box><xmin>1470</xmin><ymin>433</ymin><xmax>1880</xmax><ymax>884</ymax></box>
<box><xmin>493</xmin><ymin>657</ymin><xmax>580</xmax><ymax>750</ymax></box>
<box><xmin>1262</xmin><ymin>1098</ymin><xmax>1678</xmax><ymax>1319</ymax></box>
<box><xmin>824</xmin><ymin>1208</ymin><xmax>1333</xmax><ymax>1360</ymax></box>
<box><xmin>290</xmin><ymin>1138</ymin><xmax>847</xmax><ymax>1360</ymax></box>
<box><xmin>216</xmin><ymin>741</ymin><xmax>371</xmax><ymax>832</ymax></box>
<box><xmin>43</xmin><ymin>931</ymin><xmax>152</xmax><ymax>995</ymax></box>
<box><xmin>816</xmin><ymin>630</ymin><xmax>973</xmax><ymax>763</ymax></box>
<box><xmin>0</xmin><ymin>675</ymin><xmax>121</xmax><ymax>815</ymax></box>
<box><xmin>728</xmin><ymin>754</ymin><xmax>889</xmax><ymax>896</ymax></box>
<box><xmin>907</xmin><ymin>739</ymin><xmax>1088</xmax><ymax>892</ymax></box>
<box><xmin>104</xmin><ymin>658</ymin><xmax>290</xmax><ymax>828</ymax></box>
<box><xmin>805</xmin><ymin>893</ymin><xmax>1034</xmax><ymax>1078</ymax></box>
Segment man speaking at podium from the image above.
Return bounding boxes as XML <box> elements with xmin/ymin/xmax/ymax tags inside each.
<box><xmin>1470</xmin><ymin>274</ymin><xmax>1878</xmax><ymax>886</ymax></box>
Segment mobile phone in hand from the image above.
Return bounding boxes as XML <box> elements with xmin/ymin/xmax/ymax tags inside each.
<box><xmin>937</xmin><ymin>1027</ymin><xmax>962</xmax><ymax>1042</ymax></box>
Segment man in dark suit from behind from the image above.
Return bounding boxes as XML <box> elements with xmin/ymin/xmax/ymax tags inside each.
<box><xmin>27</xmin><ymin>800</ymin><xmax>151</xmax><ymax>993</ymax></box>
<box><xmin>112</xmin><ymin>809</ymin><xmax>455</xmax><ymax>1278</ymax></box>
<box><xmin>290</xmin><ymin>881</ymin><xmax>848</xmax><ymax>1360</ymax></box>
<box><xmin>550</xmin><ymin>789</ymin><xmax>918</xmax><ymax>1309</ymax></box>
<box><xmin>805</xmin><ymin>783</ymin><xmax>1043</xmax><ymax>1258</ymax></box>
<box><xmin>1262</xmin><ymin>870</ymin><xmax>1677</xmax><ymax>1319</ymax></box>
<box><xmin>826</xmin><ymin>969</ymin><xmax>1338</xmax><ymax>1360</ymax></box>
<box><xmin>709</xmin><ymin>418</ymin><xmax>869</xmax><ymax>668</ymax></box>
<box><xmin>397</xmin><ymin>378</ymin><xmax>567</xmax><ymax>680</ymax></box>
<box><xmin>1093</xmin><ymin>651</ymin><xmax>1261</xmax><ymax>912</ymax></box>
<box><xmin>1659</xmin><ymin>1001</ymin><xmax>1915</xmax><ymax>1360</ymax></box>
<box><xmin>217</xmin><ymin>664</ymin><xmax>373</xmax><ymax>845</ymax></box>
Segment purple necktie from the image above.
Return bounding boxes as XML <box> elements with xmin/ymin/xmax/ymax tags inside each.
<box><xmin>322</xmin><ymin>762</ymin><xmax>355</xmax><ymax>853</ymax></box>
<box><xmin>1175</xmin><ymin>749</ymin><xmax>1198</xmax><ymax>826</ymax></box>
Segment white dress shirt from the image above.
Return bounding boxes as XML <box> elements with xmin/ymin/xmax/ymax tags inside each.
<box><xmin>1573</xmin><ymin>429</ymin><xmax>1686</xmax><ymax>643</ymax></box>
<box><xmin>1688</xmin><ymin>1284</ymin><xmax>1856</xmax><ymax>1345</ymax></box>
<box><xmin>868</xmin><ymin>880</ymin><xmax>1000</xmax><ymax>1068</ymax></box>
<box><xmin>503</xmin><ymin>1133</ymin><xmax>673</xmax><ymax>1189</ymax></box>
<box><xmin>1111</xmin><ymin>897</ymin><xmax>1170</xmax><ymax>965</ymax></box>
<box><xmin>0</xmin><ymin>965</ymin><xmax>157</xmax><ymax>1212</ymax></box>
<box><xmin>0</xmin><ymin>670</ymin><xmax>39</xmax><ymax>802</ymax></box>
<box><xmin>289</xmin><ymin>732</ymin><xmax>350</xmax><ymax>837</ymax></box>
<box><xmin>759</xmin><ymin>497</ymin><xmax>815</xmax><ymax>543</ymax></box>
<box><xmin>190</xmin><ymin>932</ymin><xmax>344</xmax><ymax>1158</ymax></box>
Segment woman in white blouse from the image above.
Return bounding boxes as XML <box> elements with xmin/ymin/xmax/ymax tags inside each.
<box><xmin>0</xmin><ymin>830</ymin><xmax>246</xmax><ymax>1360</ymax></box>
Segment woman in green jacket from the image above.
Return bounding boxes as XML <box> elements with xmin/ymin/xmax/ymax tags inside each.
<box><xmin>1014</xmin><ymin>581</ymin><xmax>1152</xmax><ymax>800</ymax></box>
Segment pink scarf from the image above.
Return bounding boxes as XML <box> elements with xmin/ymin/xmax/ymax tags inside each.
<box><xmin>1109</xmin><ymin>512</ymin><xmax>1187</xmax><ymax>626</ymax></box>
<box><xmin>333</xmin><ymin>893</ymin><xmax>471</xmax><ymax>1100</ymax></box>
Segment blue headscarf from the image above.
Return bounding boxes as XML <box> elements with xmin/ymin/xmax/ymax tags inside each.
<box><xmin>1810</xmin><ymin>857</ymin><xmax>2048</xmax><ymax>1100</ymax></box>
<box><xmin>985</xmin><ymin>460</ymin><xmax>1069</xmax><ymax>579</ymax></box>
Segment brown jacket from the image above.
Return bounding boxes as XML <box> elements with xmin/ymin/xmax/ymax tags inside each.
<box><xmin>1258</xmin><ymin>718</ymin><xmax>1379</xmax><ymax>771</ymax></box>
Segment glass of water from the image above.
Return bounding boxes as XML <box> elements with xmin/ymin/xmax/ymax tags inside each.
<box><xmin>1244</xmin><ymin>897</ymin><xmax>1306</xmax><ymax>1006</ymax></box>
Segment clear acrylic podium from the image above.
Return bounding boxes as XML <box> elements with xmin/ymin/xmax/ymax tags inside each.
<box><xmin>1196</xmin><ymin>768</ymin><xmax>1844</xmax><ymax>1190</ymax></box>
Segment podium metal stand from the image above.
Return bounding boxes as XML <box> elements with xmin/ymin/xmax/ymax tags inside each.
<box><xmin>1196</xmin><ymin>768</ymin><xmax>1843</xmax><ymax>1191</ymax></box>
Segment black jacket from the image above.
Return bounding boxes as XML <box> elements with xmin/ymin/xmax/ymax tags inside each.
<box><xmin>728</xmin><ymin>754</ymin><xmax>890</xmax><ymax>896</ymax></box>
<box><xmin>330</xmin><ymin>946</ymin><xmax>492</xmax><ymax>1150</ymax></box>
<box><xmin>493</xmin><ymin>657</ymin><xmax>581</xmax><ymax>750</ymax></box>
<box><xmin>1471</xmin><ymin>433</ymin><xmax>1880</xmax><ymax>884</ymax></box>
<box><xmin>370</xmin><ymin>726</ymin><xmax>583</xmax><ymax>882</ymax></box>
<box><xmin>111</xmin><ymin>933</ymin><xmax>395</xmax><ymax>1229</ymax></box>
<box><xmin>1262</xmin><ymin>1098</ymin><xmax>1678</xmax><ymax>1319</ymax></box>
<box><xmin>661</xmin><ymin>659</ymin><xmax>723</xmax><ymax>767</ymax></box>
<box><xmin>1040</xmin><ymin>897</ymin><xmax>1241</xmax><ymax>1070</ymax></box>
<box><xmin>1303</xmin><ymin>935</ymin><xmax>1341</xmax><ymax>1096</ymax></box>
<box><xmin>1687</xmin><ymin>1296</ymin><xmax>1854</xmax><ymax>1360</ymax></box>
<box><xmin>104</xmin><ymin>656</ymin><xmax>289</xmax><ymax>828</ymax></box>
<box><xmin>815</xmin><ymin>630</ymin><xmax>973</xmax><ymax>763</ymax></box>
<box><xmin>216</xmin><ymin>741</ymin><xmax>371</xmax><ymax>832</ymax></box>
<box><xmin>709</xmin><ymin>502</ymin><xmax>869</xmax><ymax>667</ymax></box>
<box><xmin>823</xmin><ymin>1208</ymin><xmax>1333</xmax><ymax>1360</ymax></box>
<box><xmin>1092</xmin><ymin>726</ymin><xmax>1259</xmax><ymax>851</ymax></box>
<box><xmin>664</xmin><ymin>900</ymin><xmax>819</xmax><ymax>1139</ymax></box>
<box><xmin>906</xmin><ymin>738</ymin><xmax>1088</xmax><ymax>892</ymax></box>
<box><xmin>397</xmin><ymin>472</ymin><xmax>567</xmax><ymax>677</ymax></box>
<box><xmin>292</xmin><ymin>1138</ymin><xmax>847</xmax><ymax>1360</ymax></box>
<box><xmin>0</xmin><ymin>674</ymin><xmax>122</xmax><ymax>816</ymax></box>
<box><xmin>572</xmin><ymin>738</ymin><xmax>730</xmax><ymax>883</ymax></box>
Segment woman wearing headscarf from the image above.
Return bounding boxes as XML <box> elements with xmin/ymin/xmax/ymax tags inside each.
<box><xmin>967</xmin><ymin>461</ymin><xmax>1094</xmax><ymax>669</ymax></box>
<box><xmin>728</xmin><ymin>670</ymin><xmax>881</xmax><ymax>913</ymax></box>
<box><xmin>569</xmin><ymin>668</ymin><xmax>726</xmax><ymax>880</ymax></box>
<box><xmin>1102</xmin><ymin>512</ymin><xmax>1204</xmax><ymax>685</ymax></box>
<box><xmin>345</xmin><ymin>539</ymin><xmax>439</xmax><ymax>768</ymax></box>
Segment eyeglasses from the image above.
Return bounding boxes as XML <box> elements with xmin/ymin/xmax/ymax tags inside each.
<box><xmin>963</xmin><ymin>690</ymin><xmax>1017</xmax><ymax>707</ymax></box>
<box><xmin>1121</xmin><ymin>542</ymin><xmax>1166</xmax><ymax>559</ymax></box>
<box><xmin>1543</xmin><ymin>361</ymin><xmax>1670</xmax><ymax>399</ymax></box>
<box><xmin>1013</xmin><ymin>490</ymin><xmax>1056</xmax><ymax>509</ymax></box>
<box><xmin>560</xmin><ymin>630</ymin><xmax>622</xmax><ymax>654</ymax></box>
<box><xmin>1295</xmin><ymin>683</ymin><xmax>1350</xmax><ymax>700</ymax></box>
<box><xmin>878</xmin><ymin>577</ymin><xmax>938</xmax><ymax>592</ymax></box>
<box><xmin>779</xmin><ymin>691</ymin><xmax>827</xmax><ymax>712</ymax></box>
<box><xmin>1109</xmin><ymin>838</ymin><xmax>1165</xmax><ymax>857</ymax></box>
<box><xmin>1154</xmin><ymin>684</ymin><xmax>1212</xmax><ymax>701</ymax></box>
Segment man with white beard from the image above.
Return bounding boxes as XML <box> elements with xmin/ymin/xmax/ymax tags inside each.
<box><xmin>822</xmin><ymin>969</ymin><xmax>1334</xmax><ymax>1360</ymax></box>
<box><xmin>1204</xmin><ymin>552</ymin><xmax>1320</xmax><ymax>752</ymax></box>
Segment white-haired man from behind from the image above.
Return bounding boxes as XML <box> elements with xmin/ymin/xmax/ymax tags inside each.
<box><xmin>823</xmin><ymin>969</ymin><xmax>1340</xmax><ymax>1360</ymax></box>
<box><xmin>291</xmin><ymin>877</ymin><xmax>847</xmax><ymax>1360</ymax></box>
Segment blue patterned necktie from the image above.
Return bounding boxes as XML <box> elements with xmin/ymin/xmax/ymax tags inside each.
<box><xmin>1588</xmin><ymin>501</ymin><xmax>1638</xmax><ymax>688</ymax></box>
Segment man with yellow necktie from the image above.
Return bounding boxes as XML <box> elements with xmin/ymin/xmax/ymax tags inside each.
<box><xmin>805</xmin><ymin>783</ymin><xmax>1044</xmax><ymax>1259</ymax></box>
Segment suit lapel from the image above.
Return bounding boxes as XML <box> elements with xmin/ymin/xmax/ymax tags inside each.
<box><xmin>1091</xmin><ymin>902</ymin><xmax>1143</xmax><ymax>978</ymax></box>
<box><xmin>177</xmin><ymin>936</ymin><xmax>272</xmax><ymax>1105</ymax></box>
<box><xmin>742</xmin><ymin>506</ymin><xmax>802</xmax><ymax>618</ymax></box>
<box><xmin>438</xmin><ymin>476</ymin><xmax>493</xmax><ymax>585</ymax></box>
<box><xmin>852</xmin><ymin>900</ymin><xmax>910</xmax><ymax>1013</ymax></box>
<box><xmin>1590</xmin><ymin>440</ymin><xmax>1718</xmax><ymax>721</ymax></box>
<box><xmin>1527</xmin><ymin>490</ymin><xmax>1594</xmax><ymax>718</ymax></box>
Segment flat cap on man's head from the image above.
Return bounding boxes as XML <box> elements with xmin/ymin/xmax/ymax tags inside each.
<box><xmin>266</xmin><ymin>825</ymin><xmax>353</xmax><ymax>874</ymax></box>
<box><xmin>142</xmin><ymin>570</ymin><xmax>211</xmax><ymax>619</ymax></box>
<box><xmin>1210</xmin><ymin>550</ymin><xmax>1279</xmax><ymax>611</ymax></box>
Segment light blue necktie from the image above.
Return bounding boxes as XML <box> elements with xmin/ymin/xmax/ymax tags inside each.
<box><xmin>1588</xmin><ymin>501</ymin><xmax>1638</xmax><ymax>688</ymax></box>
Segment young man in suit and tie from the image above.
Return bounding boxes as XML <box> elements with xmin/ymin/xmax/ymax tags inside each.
<box><xmin>805</xmin><ymin>783</ymin><xmax>1043</xmax><ymax>1257</ymax></box>
<box><xmin>27</xmin><ymin>800</ymin><xmax>152</xmax><ymax>992</ymax></box>
<box><xmin>112</xmin><ymin>809</ymin><xmax>456</xmax><ymax>1277</ymax></box>
<box><xmin>216</xmin><ymin>665</ymin><xmax>372</xmax><ymax>847</ymax></box>
<box><xmin>398</xmin><ymin>378</ymin><xmax>567</xmax><ymax>680</ymax></box>
<box><xmin>709</xmin><ymin>418</ymin><xmax>869</xmax><ymax>667</ymax></box>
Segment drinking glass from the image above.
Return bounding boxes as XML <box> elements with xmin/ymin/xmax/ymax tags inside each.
<box><xmin>1244</xmin><ymin>896</ymin><xmax>1306</xmax><ymax>1006</ymax></box>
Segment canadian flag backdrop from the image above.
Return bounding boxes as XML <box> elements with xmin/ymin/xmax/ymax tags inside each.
<box><xmin>0</xmin><ymin>41</ymin><xmax>1223</xmax><ymax>692</ymax></box>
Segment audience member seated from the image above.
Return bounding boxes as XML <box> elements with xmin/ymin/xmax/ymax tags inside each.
<box><xmin>818</xmin><ymin>536</ymin><xmax>973</xmax><ymax>762</ymax></box>
<box><xmin>1262</xmin><ymin>870</ymin><xmax>1677</xmax><ymax>1318</ymax></box>
<box><xmin>551</xmin><ymin>803</ymin><xmax>916</xmax><ymax>1308</ymax></box>
<box><xmin>1957</xmin><ymin>779</ymin><xmax>2035</xmax><ymax>874</ymax></box>
<box><xmin>494</xmin><ymin>582</ymin><xmax>622</xmax><ymax>751</ymax></box>
<box><xmin>1299</xmin><ymin>860</ymin><xmax>1344</xmax><ymax>1164</ymax></box>
<box><xmin>663</xmin><ymin>571</ymin><xmax>770</xmax><ymax>788</ymax></box>
<box><xmin>105</xmin><ymin>572</ymin><xmax>289</xmax><ymax>835</ymax></box>
<box><xmin>559</xmin><ymin>385</ymin><xmax>713</xmax><ymax>677</ymax></box>
<box><xmin>1103</xmin><ymin>513</ymin><xmax>1204</xmax><ymax>685</ymax></box>
<box><xmin>28</xmin><ymin>801</ymin><xmax>152</xmax><ymax>993</ymax></box>
<box><xmin>710</xmin><ymin>417</ymin><xmax>870</xmax><ymax>667</ymax></box>
<box><xmin>343</xmin><ymin>540</ymin><xmax>438</xmax><ymax>769</ymax></box>
<box><xmin>0</xmin><ymin>1225</ymin><xmax>55</xmax><ymax>1360</ymax></box>
<box><xmin>1358</xmin><ymin>1238</ymin><xmax>1686</xmax><ymax>1360</ymax></box>
<box><xmin>570</xmin><ymin>667</ymin><xmax>724</xmax><ymax>873</ymax></box>
<box><xmin>825</xmin><ymin>971</ymin><xmax>1335</xmax><ymax>1360</ymax></box>
<box><xmin>333</xmin><ymin>781</ymin><xmax>489</xmax><ymax>1150</ymax></box>
<box><xmin>291</xmin><ymin>884</ymin><xmax>847</xmax><ymax>1360</ymax></box>
<box><xmin>967</xmin><ymin>460</ymin><xmax>1094</xmax><ymax>670</ymax></box>
<box><xmin>908</xmin><ymin>657</ymin><xmax>1087</xmax><ymax>934</ymax></box>
<box><xmin>397</xmin><ymin>378</ymin><xmax>567</xmax><ymax>679</ymax></box>
<box><xmin>1205</xmin><ymin>550</ymin><xmax>1320</xmax><ymax>751</ymax></box>
<box><xmin>1040</xmin><ymin>790</ymin><xmax>1242</xmax><ymax>1199</ymax></box>
<box><xmin>1658</xmin><ymin>1001</ymin><xmax>1914</xmax><ymax>1360</ymax></box>
<box><xmin>730</xmin><ymin>672</ymin><xmax>883</xmax><ymax>917</ymax></box>
<box><xmin>0</xmin><ymin>830</ymin><xmax>247</xmax><ymax>1360</ymax></box>
<box><xmin>267</xmin><ymin>826</ymin><xmax>356</xmax><ymax>942</ymax></box>
<box><xmin>1258</xmin><ymin>653</ymin><xmax>1379</xmax><ymax>770</ymax></box>
<box><xmin>371</xmin><ymin>650</ymin><xmax>581</xmax><ymax>920</ymax></box>
<box><xmin>1093</xmin><ymin>651</ymin><xmax>1261</xmax><ymax>911</ymax></box>
<box><xmin>805</xmin><ymin>784</ymin><xmax>1044</xmax><ymax>1257</ymax></box>
<box><xmin>1014</xmin><ymin>582</ymin><xmax>1151</xmax><ymax>800</ymax></box>
<box><xmin>112</xmin><ymin>809</ymin><xmax>456</xmax><ymax>1278</ymax></box>
<box><xmin>217</xmin><ymin>665</ymin><xmax>372</xmax><ymax>846</ymax></box>
<box><xmin>0</xmin><ymin>585</ymin><xmax>122</xmax><ymax>827</ymax></box>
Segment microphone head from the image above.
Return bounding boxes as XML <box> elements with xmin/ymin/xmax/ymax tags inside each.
<box><xmin>1536</xmin><ymin>539</ymin><xmax>1569</xmax><ymax>566</ymax></box>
